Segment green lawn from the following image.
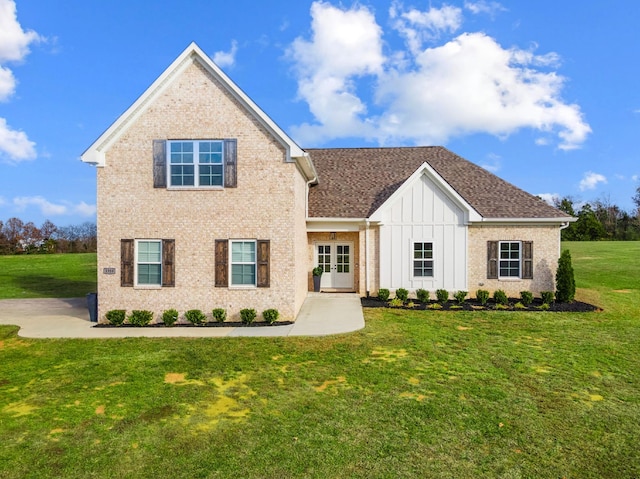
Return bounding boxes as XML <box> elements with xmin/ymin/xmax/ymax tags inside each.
<box><xmin>0</xmin><ymin>245</ymin><xmax>639</xmax><ymax>478</ymax></box>
<box><xmin>0</xmin><ymin>253</ymin><xmax>96</xmax><ymax>299</ymax></box>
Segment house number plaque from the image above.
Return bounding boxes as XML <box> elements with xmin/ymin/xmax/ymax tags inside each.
<box><xmin>103</xmin><ymin>267</ymin><xmax>116</xmax><ymax>275</ymax></box>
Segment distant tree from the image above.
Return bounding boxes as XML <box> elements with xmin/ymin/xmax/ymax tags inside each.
<box><xmin>2</xmin><ymin>217</ymin><xmax>24</xmax><ymax>252</ymax></box>
<box><xmin>574</xmin><ymin>204</ymin><xmax>606</xmax><ymax>241</ymax></box>
<box><xmin>633</xmin><ymin>186</ymin><xmax>640</xmax><ymax>215</ymax></box>
<box><xmin>554</xmin><ymin>196</ymin><xmax>580</xmax><ymax>241</ymax></box>
<box><xmin>40</xmin><ymin>220</ymin><xmax>57</xmax><ymax>239</ymax></box>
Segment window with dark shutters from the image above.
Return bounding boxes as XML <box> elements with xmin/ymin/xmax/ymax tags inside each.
<box><xmin>121</xmin><ymin>239</ymin><xmax>134</xmax><ymax>287</ymax></box>
<box><xmin>215</xmin><ymin>239</ymin><xmax>229</xmax><ymax>287</ymax></box>
<box><xmin>487</xmin><ymin>241</ymin><xmax>498</xmax><ymax>279</ymax></box>
<box><xmin>155</xmin><ymin>139</ymin><xmax>237</xmax><ymax>189</ymax></box>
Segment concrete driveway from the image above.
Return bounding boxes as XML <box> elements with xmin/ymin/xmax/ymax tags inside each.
<box><xmin>0</xmin><ymin>293</ymin><xmax>365</xmax><ymax>339</ymax></box>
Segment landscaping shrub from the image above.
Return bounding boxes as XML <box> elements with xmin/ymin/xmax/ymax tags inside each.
<box><xmin>416</xmin><ymin>288</ymin><xmax>429</xmax><ymax>303</ymax></box>
<box><xmin>520</xmin><ymin>291</ymin><xmax>534</xmax><ymax>306</ymax></box>
<box><xmin>475</xmin><ymin>289</ymin><xmax>490</xmax><ymax>305</ymax></box>
<box><xmin>162</xmin><ymin>309</ymin><xmax>179</xmax><ymax>327</ymax></box>
<box><xmin>493</xmin><ymin>289</ymin><xmax>508</xmax><ymax>306</ymax></box>
<box><xmin>377</xmin><ymin>288</ymin><xmax>390</xmax><ymax>301</ymax></box>
<box><xmin>388</xmin><ymin>298</ymin><xmax>403</xmax><ymax>307</ymax></box>
<box><xmin>128</xmin><ymin>310</ymin><xmax>153</xmax><ymax>327</ymax></box>
<box><xmin>185</xmin><ymin>309</ymin><xmax>206</xmax><ymax>325</ymax></box>
<box><xmin>514</xmin><ymin>302</ymin><xmax>527</xmax><ymax>310</ymax></box>
<box><xmin>211</xmin><ymin>308</ymin><xmax>227</xmax><ymax>323</ymax></box>
<box><xmin>429</xmin><ymin>303</ymin><xmax>443</xmax><ymax>310</ymax></box>
<box><xmin>395</xmin><ymin>288</ymin><xmax>409</xmax><ymax>302</ymax></box>
<box><xmin>541</xmin><ymin>291</ymin><xmax>554</xmax><ymax>305</ymax></box>
<box><xmin>240</xmin><ymin>308</ymin><xmax>257</xmax><ymax>325</ymax></box>
<box><xmin>106</xmin><ymin>309</ymin><xmax>126</xmax><ymax>326</ymax></box>
<box><xmin>263</xmin><ymin>309</ymin><xmax>279</xmax><ymax>325</ymax></box>
<box><xmin>454</xmin><ymin>290</ymin><xmax>467</xmax><ymax>304</ymax></box>
<box><xmin>556</xmin><ymin>249</ymin><xmax>576</xmax><ymax>302</ymax></box>
<box><xmin>436</xmin><ymin>289</ymin><xmax>449</xmax><ymax>303</ymax></box>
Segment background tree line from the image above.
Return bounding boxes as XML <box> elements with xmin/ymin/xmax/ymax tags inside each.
<box><xmin>0</xmin><ymin>218</ymin><xmax>97</xmax><ymax>255</ymax></box>
<box><xmin>553</xmin><ymin>186</ymin><xmax>640</xmax><ymax>241</ymax></box>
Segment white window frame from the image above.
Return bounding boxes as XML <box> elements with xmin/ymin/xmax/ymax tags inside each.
<box><xmin>498</xmin><ymin>241</ymin><xmax>521</xmax><ymax>279</ymax></box>
<box><xmin>167</xmin><ymin>140</ymin><xmax>224</xmax><ymax>189</ymax></box>
<box><xmin>412</xmin><ymin>240</ymin><xmax>434</xmax><ymax>278</ymax></box>
<box><xmin>135</xmin><ymin>239</ymin><xmax>162</xmax><ymax>287</ymax></box>
<box><xmin>229</xmin><ymin>240</ymin><xmax>257</xmax><ymax>288</ymax></box>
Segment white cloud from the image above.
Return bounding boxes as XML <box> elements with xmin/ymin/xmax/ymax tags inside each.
<box><xmin>464</xmin><ymin>1</ymin><xmax>507</xmax><ymax>17</ymax></box>
<box><xmin>287</xmin><ymin>1</ymin><xmax>384</xmax><ymax>144</ymax></box>
<box><xmin>391</xmin><ymin>2</ymin><xmax>462</xmax><ymax>54</ymax></box>
<box><xmin>213</xmin><ymin>40</ymin><xmax>238</xmax><ymax>68</ymax></box>
<box><xmin>287</xmin><ymin>2</ymin><xmax>591</xmax><ymax>150</ymax></box>
<box><xmin>632</xmin><ymin>174</ymin><xmax>639</xmax><ymax>182</ymax></box>
<box><xmin>579</xmin><ymin>171</ymin><xmax>607</xmax><ymax>191</ymax></box>
<box><xmin>0</xmin><ymin>118</ymin><xmax>36</xmax><ymax>162</ymax></box>
<box><xmin>0</xmin><ymin>0</ymin><xmax>41</xmax><ymax>161</ymax></box>
<box><xmin>537</xmin><ymin>193</ymin><xmax>560</xmax><ymax>206</ymax></box>
<box><xmin>481</xmin><ymin>153</ymin><xmax>501</xmax><ymax>172</ymax></box>
<box><xmin>11</xmin><ymin>196</ymin><xmax>96</xmax><ymax>217</ymax></box>
<box><xmin>0</xmin><ymin>195</ymin><xmax>6</xmax><ymax>206</ymax></box>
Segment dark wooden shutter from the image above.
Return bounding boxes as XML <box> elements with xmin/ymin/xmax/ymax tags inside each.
<box><xmin>257</xmin><ymin>240</ymin><xmax>270</xmax><ymax>288</ymax></box>
<box><xmin>162</xmin><ymin>239</ymin><xmax>175</xmax><ymax>287</ymax></box>
<box><xmin>487</xmin><ymin>241</ymin><xmax>498</xmax><ymax>279</ymax></box>
<box><xmin>224</xmin><ymin>139</ymin><xmax>237</xmax><ymax>188</ymax></box>
<box><xmin>522</xmin><ymin>241</ymin><xmax>533</xmax><ymax>279</ymax></box>
<box><xmin>153</xmin><ymin>140</ymin><xmax>167</xmax><ymax>188</ymax></box>
<box><xmin>121</xmin><ymin>239</ymin><xmax>134</xmax><ymax>287</ymax></box>
<box><xmin>215</xmin><ymin>239</ymin><xmax>228</xmax><ymax>287</ymax></box>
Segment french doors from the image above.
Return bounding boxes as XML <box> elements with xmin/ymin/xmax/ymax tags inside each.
<box><xmin>316</xmin><ymin>242</ymin><xmax>354</xmax><ymax>290</ymax></box>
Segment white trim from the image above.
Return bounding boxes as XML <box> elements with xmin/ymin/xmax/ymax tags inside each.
<box><xmin>229</xmin><ymin>239</ymin><xmax>257</xmax><ymax>288</ymax></box>
<box><xmin>411</xmin><ymin>239</ymin><xmax>435</xmax><ymax>280</ymax></box>
<box><xmin>475</xmin><ymin>217</ymin><xmax>576</xmax><ymax>225</ymax></box>
<box><xmin>306</xmin><ymin>218</ymin><xmax>368</xmax><ymax>232</ymax></box>
<box><xmin>497</xmin><ymin>240</ymin><xmax>522</xmax><ymax>280</ymax></box>
<box><xmin>369</xmin><ymin>163</ymin><xmax>482</xmax><ymax>223</ymax></box>
<box><xmin>134</xmin><ymin>239</ymin><xmax>162</xmax><ymax>288</ymax></box>
<box><xmin>167</xmin><ymin>139</ymin><xmax>224</xmax><ymax>188</ymax></box>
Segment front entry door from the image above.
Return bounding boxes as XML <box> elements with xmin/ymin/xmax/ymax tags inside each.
<box><xmin>316</xmin><ymin>242</ymin><xmax>354</xmax><ymax>290</ymax></box>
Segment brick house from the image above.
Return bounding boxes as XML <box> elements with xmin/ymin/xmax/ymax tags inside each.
<box><xmin>82</xmin><ymin>43</ymin><xmax>573</xmax><ymax>322</ymax></box>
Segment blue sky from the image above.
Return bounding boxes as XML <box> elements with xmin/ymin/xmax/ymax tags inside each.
<box><xmin>1</xmin><ymin>0</ymin><xmax>639</xmax><ymax>227</ymax></box>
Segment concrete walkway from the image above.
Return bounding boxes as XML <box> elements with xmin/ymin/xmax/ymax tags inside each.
<box><xmin>0</xmin><ymin>293</ymin><xmax>365</xmax><ymax>339</ymax></box>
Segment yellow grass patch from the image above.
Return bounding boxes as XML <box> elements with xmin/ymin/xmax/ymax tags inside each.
<box><xmin>456</xmin><ymin>326</ymin><xmax>472</xmax><ymax>331</ymax></box>
<box><xmin>315</xmin><ymin>376</ymin><xmax>347</xmax><ymax>392</ymax></box>
<box><xmin>364</xmin><ymin>348</ymin><xmax>408</xmax><ymax>363</ymax></box>
<box><xmin>408</xmin><ymin>377</ymin><xmax>420</xmax><ymax>385</ymax></box>
<box><xmin>164</xmin><ymin>373</ymin><xmax>205</xmax><ymax>386</ymax></box>
<box><xmin>95</xmin><ymin>405</ymin><xmax>105</xmax><ymax>415</ymax></box>
<box><xmin>613</xmin><ymin>289</ymin><xmax>632</xmax><ymax>293</ymax></box>
<box><xmin>3</xmin><ymin>401</ymin><xmax>38</xmax><ymax>417</ymax></box>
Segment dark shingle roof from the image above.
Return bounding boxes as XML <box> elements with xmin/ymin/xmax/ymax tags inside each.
<box><xmin>306</xmin><ymin>147</ymin><xmax>569</xmax><ymax>220</ymax></box>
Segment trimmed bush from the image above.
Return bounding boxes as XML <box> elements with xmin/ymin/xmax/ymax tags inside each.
<box><xmin>387</xmin><ymin>298</ymin><xmax>402</xmax><ymax>307</ymax></box>
<box><xmin>454</xmin><ymin>291</ymin><xmax>468</xmax><ymax>304</ymax></box>
<box><xmin>185</xmin><ymin>309</ymin><xmax>206</xmax><ymax>325</ymax></box>
<box><xmin>476</xmin><ymin>289</ymin><xmax>490</xmax><ymax>305</ymax></box>
<box><xmin>493</xmin><ymin>289</ymin><xmax>508</xmax><ymax>306</ymax></box>
<box><xmin>541</xmin><ymin>291</ymin><xmax>554</xmax><ymax>305</ymax></box>
<box><xmin>106</xmin><ymin>309</ymin><xmax>126</xmax><ymax>326</ymax></box>
<box><xmin>416</xmin><ymin>288</ymin><xmax>429</xmax><ymax>303</ymax></box>
<box><xmin>240</xmin><ymin>308</ymin><xmax>257</xmax><ymax>325</ymax></box>
<box><xmin>436</xmin><ymin>289</ymin><xmax>449</xmax><ymax>304</ymax></box>
<box><xmin>263</xmin><ymin>309</ymin><xmax>279</xmax><ymax>325</ymax></box>
<box><xmin>162</xmin><ymin>309</ymin><xmax>179</xmax><ymax>327</ymax></box>
<box><xmin>520</xmin><ymin>291</ymin><xmax>534</xmax><ymax>306</ymax></box>
<box><xmin>555</xmin><ymin>249</ymin><xmax>576</xmax><ymax>302</ymax></box>
<box><xmin>128</xmin><ymin>310</ymin><xmax>153</xmax><ymax>327</ymax></box>
<box><xmin>514</xmin><ymin>302</ymin><xmax>527</xmax><ymax>310</ymax></box>
<box><xmin>395</xmin><ymin>288</ymin><xmax>409</xmax><ymax>302</ymax></box>
<box><xmin>377</xmin><ymin>289</ymin><xmax>390</xmax><ymax>301</ymax></box>
<box><xmin>211</xmin><ymin>308</ymin><xmax>227</xmax><ymax>323</ymax></box>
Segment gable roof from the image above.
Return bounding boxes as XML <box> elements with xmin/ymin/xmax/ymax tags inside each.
<box><xmin>306</xmin><ymin>147</ymin><xmax>570</xmax><ymax>221</ymax></box>
<box><xmin>81</xmin><ymin>42</ymin><xmax>316</xmax><ymax>181</ymax></box>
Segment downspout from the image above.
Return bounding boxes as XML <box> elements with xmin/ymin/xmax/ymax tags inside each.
<box><xmin>559</xmin><ymin>221</ymin><xmax>570</xmax><ymax>256</ymax></box>
<box><xmin>365</xmin><ymin>219</ymin><xmax>370</xmax><ymax>297</ymax></box>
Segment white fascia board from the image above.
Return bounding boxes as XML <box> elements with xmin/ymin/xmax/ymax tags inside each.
<box><xmin>473</xmin><ymin>217</ymin><xmax>577</xmax><ymax>226</ymax></box>
<box><xmin>81</xmin><ymin>42</ymin><xmax>307</xmax><ymax>171</ymax></box>
<box><xmin>368</xmin><ymin>162</ymin><xmax>482</xmax><ymax>223</ymax></box>
<box><xmin>306</xmin><ymin>218</ymin><xmax>370</xmax><ymax>232</ymax></box>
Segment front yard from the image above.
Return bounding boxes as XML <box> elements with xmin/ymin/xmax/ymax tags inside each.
<box><xmin>0</xmin><ymin>243</ymin><xmax>639</xmax><ymax>478</ymax></box>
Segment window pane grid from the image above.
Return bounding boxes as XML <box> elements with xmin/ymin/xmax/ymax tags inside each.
<box><xmin>137</xmin><ymin>241</ymin><xmax>162</xmax><ymax>285</ymax></box>
<box><xmin>499</xmin><ymin>242</ymin><xmax>521</xmax><ymax>277</ymax></box>
<box><xmin>413</xmin><ymin>242</ymin><xmax>434</xmax><ymax>277</ymax></box>
<box><xmin>231</xmin><ymin>241</ymin><xmax>256</xmax><ymax>286</ymax></box>
<box><xmin>168</xmin><ymin>140</ymin><xmax>224</xmax><ymax>187</ymax></box>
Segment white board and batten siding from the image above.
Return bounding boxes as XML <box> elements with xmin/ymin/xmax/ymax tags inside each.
<box><xmin>377</xmin><ymin>173</ymin><xmax>468</xmax><ymax>293</ymax></box>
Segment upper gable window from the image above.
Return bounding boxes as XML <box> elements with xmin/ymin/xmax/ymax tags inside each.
<box><xmin>169</xmin><ymin>140</ymin><xmax>223</xmax><ymax>188</ymax></box>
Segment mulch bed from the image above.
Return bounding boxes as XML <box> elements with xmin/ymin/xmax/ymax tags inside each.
<box><xmin>361</xmin><ymin>297</ymin><xmax>601</xmax><ymax>312</ymax></box>
<box><xmin>93</xmin><ymin>321</ymin><xmax>295</xmax><ymax>328</ymax></box>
